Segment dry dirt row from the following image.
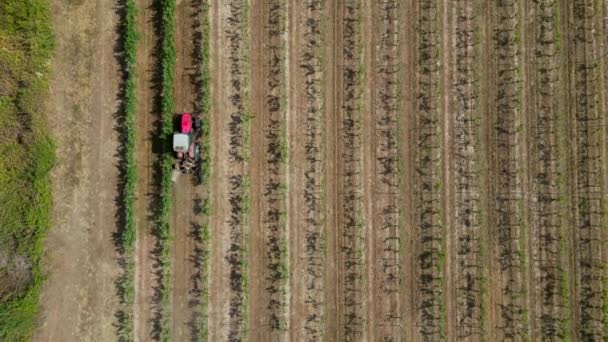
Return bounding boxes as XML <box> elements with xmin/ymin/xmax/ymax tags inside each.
<box><xmin>332</xmin><ymin>1</ymin><xmax>367</xmax><ymax>340</ymax></box>
<box><xmin>405</xmin><ymin>0</ymin><xmax>446</xmax><ymax>339</ymax></box>
<box><xmin>443</xmin><ymin>0</ymin><xmax>484</xmax><ymax>339</ymax></box>
<box><xmin>363</xmin><ymin>0</ymin><xmax>405</xmax><ymax>340</ymax></box>
<box><xmin>523</xmin><ymin>0</ymin><xmax>569</xmax><ymax>339</ymax></box>
<box><xmin>169</xmin><ymin>0</ymin><xmax>204</xmax><ymax>340</ymax></box>
<box><xmin>207</xmin><ymin>0</ymin><xmax>250</xmax><ymax>340</ymax></box>
<box><xmin>484</xmin><ymin>0</ymin><xmax>529</xmax><ymax>339</ymax></box>
<box><xmin>248</xmin><ymin>0</ymin><xmax>290</xmax><ymax>340</ymax></box>
<box><xmin>133</xmin><ymin>0</ymin><xmax>160</xmax><ymax>339</ymax></box>
<box><xmin>35</xmin><ymin>1</ymin><xmax>122</xmax><ymax>341</ymax></box>
<box><xmin>285</xmin><ymin>1</ymin><xmax>329</xmax><ymax>341</ymax></box>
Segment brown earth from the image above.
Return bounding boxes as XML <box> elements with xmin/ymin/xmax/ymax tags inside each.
<box><xmin>132</xmin><ymin>0</ymin><xmax>159</xmax><ymax>339</ymax></box>
<box><xmin>169</xmin><ymin>0</ymin><xmax>204</xmax><ymax>340</ymax></box>
<box><xmin>206</xmin><ymin>0</ymin><xmax>229</xmax><ymax>339</ymax></box>
<box><xmin>247</xmin><ymin>0</ymin><xmax>290</xmax><ymax>340</ymax></box>
<box><xmin>247</xmin><ymin>0</ymin><xmax>272</xmax><ymax>339</ymax></box>
<box><xmin>34</xmin><ymin>0</ymin><xmax>122</xmax><ymax>341</ymax></box>
<box><xmin>323</xmin><ymin>0</ymin><xmax>339</xmax><ymax>339</ymax></box>
<box><xmin>285</xmin><ymin>1</ymin><xmax>330</xmax><ymax>341</ymax></box>
<box><xmin>207</xmin><ymin>0</ymin><xmax>249</xmax><ymax>340</ymax></box>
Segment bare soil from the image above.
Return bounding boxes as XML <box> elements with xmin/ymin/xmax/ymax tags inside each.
<box><xmin>169</xmin><ymin>0</ymin><xmax>204</xmax><ymax>340</ymax></box>
<box><xmin>34</xmin><ymin>1</ymin><xmax>121</xmax><ymax>341</ymax></box>
<box><xmin>132</xmin><ymin>0</ymin><xmax>160</xmax><ymax>339</ymax></box>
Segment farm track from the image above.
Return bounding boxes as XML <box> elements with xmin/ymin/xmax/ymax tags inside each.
<box><xmin>248</xmin><ymin>0</ymin><xmax>290</xmax><ymax>340</ymax></box>
<box><xmin>443</xmin><ymin>0</ymin><xmax>484</xmax><ymax>340</ymax></box>
<box><xmin>133</xmin><ymin>0</ymin><xmax>161</xmax><ymax>339</ymax></box>
<box><xmin>36</xmin><ymin>1</ymin><xmax>121</xmax><ymax>340</ymax></box>
<box><xmin>485</xmin><ymin>0</ymin><xmax>528</xmax><ymax>339</ymax></box>
<box><xmin>566</xmin><ymin>0</ymin><xmax>608</xmax><ymax>339</ymax></box>
<box><xmin>169</xmin><ymin>0</ymin><xmax>203</xmax><ymax>340</ymax></box>
<box><xmin>285</xmin><ymin>0</ymin><xmax>329</xmax><ymax>341</ymax></box>
<box><xmin>363</xmin><ymin>0</ymin><xmax>404</xmax><ymax>340</ymax></box>
<box><xmin>408</xmin><ymin>0</ymin><xmax>446</xmax><ymax>339</ymax></box>
<box><xmin>207</xmin><ymin>0</ymin><xmax>251</xmax><ymax>340</ymax></box>
<box><xmin>524</xmin><ymin>0</ymin><xmax>569</xmax><ymax>339</ymax></box>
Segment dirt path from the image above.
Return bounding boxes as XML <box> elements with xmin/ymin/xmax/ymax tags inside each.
<box><xmin>207</xmin><ymin>1</ymin><xmax>229</xmax><ymax>339</ymax></box>
<box><xmin>360</xmin><ymin>0</ymin><xmax>406</xmax><ymax>339</ymax></box>
<box><xmin>323</xmin><ymin>0</ymin><xmax>340</xmax><ymax>339</ymax></box>
<box><xmin>484</xmin><ymin>0</ymin><xmax>530</xmax><ymax>339</ymax></box>
<box><xmin>168</xmin><ymin>0</ymin><xmax>203</xmax><ymax>340</ymax></box>
<box><xmin>34</xmin><ymin>1</ymin><xmax>121</xmax><ymax>341</ymax></box>
<box><xmin>399</xmin><ymin>0</ymin><xmax>417</xmax><ymax>339</ymax></box>
<box><xmin>406</xmin><ymin>0</ymin><xmax>446</xmax><ymax>340</ymax></box>
<box><xmin>442</xmin><ymin>0</ymin><xmax>485</xmax><ymax>339</ymax></box>
<box><xmin>285</xmin><ymin>1</ymin><xmax>329</xmax><ymax>340</ymax></box>
<box><xmin>248</xmin><ymin>0</ymin><xmax>290</xmax><ymax>340</ymax></box>
<box><xmin>329</xmin><ymin>1</ymin><xmax>368</xmax><ymax>340</ymax></box>
<box><xmin>523</xmin><ymin>0</ymin><xmax>569</xmax><ymax>339</ymax></box>
<box><xmin>207</xmin><ymin>0</ymin><xmax>250</xmax><ymax>340</ymax></box>
<box><xmin>132</xmin><ymin>0</ymin><xmax>160</xmax><ymax>340</ymax></box>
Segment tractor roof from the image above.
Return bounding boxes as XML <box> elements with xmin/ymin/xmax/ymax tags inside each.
<box><xmin>173</xmin><ymin>133</ymin><xmax>191</xmax><ymax>152</ymax></box>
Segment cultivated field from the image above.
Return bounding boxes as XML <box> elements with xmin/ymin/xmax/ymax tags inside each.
<box><xmin>25</xmin><ymin>0</ymin><xmax>608</xmax><ymax>341</ymax></box>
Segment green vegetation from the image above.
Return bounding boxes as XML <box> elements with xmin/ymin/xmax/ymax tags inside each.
<box><xmin>157</xmin><ymin>0</ymin><xmax>176</xmax><ymax>340</ymax></box>
<box><xmin>116</xmin><ymin>0</ymin><xmax>138</xmax><ymax>340</ymax></box>
<box><xmin>0</xmin><ymin>1</ymin><xmax>54</xmax><ymax>340</ymax></box>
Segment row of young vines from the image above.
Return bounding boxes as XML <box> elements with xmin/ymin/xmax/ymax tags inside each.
<box><xmin>157</xmin><ymin>0</ymin><xmax>176</xmax><ymax>340</ymax></box>
<box><xmin>117</xmin><ymin>0</ymin><xmax>138</xmax><ymax>340</ymax></box>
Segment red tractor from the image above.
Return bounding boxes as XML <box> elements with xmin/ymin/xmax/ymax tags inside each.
<box><xmin>172</xmin><ymin>113</ymin><xmax>201</xmax><ymax>174</ymax></box>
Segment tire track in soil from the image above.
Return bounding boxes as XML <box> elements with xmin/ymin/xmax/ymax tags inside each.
<box><xmin>249</xmin><ymin>0</ymin><xmax>290</xmax><ymax>340</ymax></box>
<box><xmin>133</xmin><ymin>0</ymin><xmax>160</xmax><ymax>339</ymax></box>
<box><xmin>207</xmin><ymin>0</ymin><xmax>250</xmax><ymax>340</ymax></box>
<box><xmin>169</xmin><ymin>0</ymin><xmax>203</xmax><ymax>340</ymax></box>
<box><xmin>363</xmin><ymin>0</ymin><xmax>404</xmax><ymax>340</ymax></box>
<box><xmin>485</xmin><ymin>0</ymin><xmax>529</xmax><ymax>339</ymax></box>
<box><xmin>286</xmin><ymin>1</ymin><xmax>328</xmax><ymax>341</ymax></box>
<box><xmin>566</xmin><ymin>0</ymin><xmax>608</xmax><ymax>339</ymax></box>
<box><xmin>443</xmin><ymin>0</ymin><xmax>485</xmax><ymax>340</ymax></box>
<box><xmin>523</xmin><ymin>0</ymin><xmax>569</xmax><ymax>339</ymax></box>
